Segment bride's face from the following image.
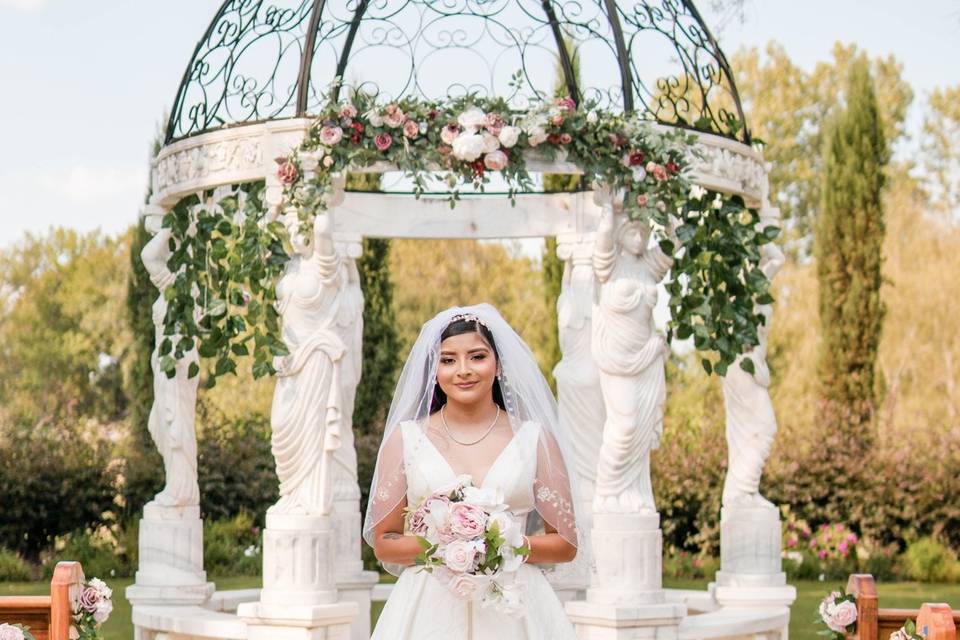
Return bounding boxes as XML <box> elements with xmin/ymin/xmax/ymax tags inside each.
<box><xmin>436</xmin><ymin>331</ymin><xmax>498</xmax><ymax>407</ymax></box>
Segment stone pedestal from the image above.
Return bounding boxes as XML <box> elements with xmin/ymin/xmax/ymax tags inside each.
<box><xmin>714</xmin><ymin>505</ymin><xmax>796</xmax><ymax>609</ymax></box>
<box><xmin>567</xmin><ymin>513</ymin><xmax>686</xmax><ymax>640</ymax></box>
<box><xmin>126</xmin><ymin>504</ymin><xmax>215</xmax><ymax>606</ymax></box>
<box><xmin>337</xmin><ymin>571</ymin><xmax>380</xmax><ymax>640</ymax></box>
<box><xmin>238</xmin><ymin>512</ymin><xmax>358</xmax><ymax>639</ymax></box>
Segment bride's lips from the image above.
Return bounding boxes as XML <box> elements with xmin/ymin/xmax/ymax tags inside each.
<box><xmin>454</xmin><ymin>381</ymin><xmax>478</xmax><ymax>389</ymax></box>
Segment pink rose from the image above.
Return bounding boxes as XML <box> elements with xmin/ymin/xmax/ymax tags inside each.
<box><xmin>443</xmin><ymin>539</ymin><xmax>481</xmax><ymax>572</ymax></box>
<box><xmin>828</xmin><ymin>601</ymin><xmax>857</xmax><ymax>632</ymax></box>
<box><xmin>93</xmin><ymin>598</ymin><xmax>113</xmax><ymax>624</ymax></box>
<box><xmin>448</xmin><ymin>573</ymin><xmax>481</xmax><ymax>599</ymax></box>
<box><xmin>449</xmin><ymin>502</ymin><xmax>487</xmax><ymax>538</ymax></box>
<box><xmin>319</xmin><ymin>125</ymin><xmax>343</xmax><ymax>146</ymax></box>
<box><xmin>441</xmin><ymin>123</ymin><xmax>460</xmax><ymax>145</ymax></box>
<box><xmin>403</xmin><ymin>119</ymin><xmax>419</xmax><ymax>139</ymax></box>
<box><xmin>339</xmin><ymin>104</ymin><xmax>358</xmax><ymax>119</ymax></box>
<box><xmin>374</xmin><ymin>133</ymin><xmax>393</xmax><ymax>152</ymax></box>
<box><xmin>651</xmin><ymin>163</ymin><xmax>668</xmax><ymax>181</ymax></box>
<box><xmin>555</xmin><ymin>96</ymin><xmax>576</xmax><ymax>111</ymax></box>
<box><xmin>551</xmin><ymin>114</ymin><xmax>565</xmax><ymax>126</ymax></box>
<box><xmin>559</xmin><ymin>132</ymin><xmax>572</xmax><ymax>144</ymax></box>
<box><xmin>636</xmin><ymin>194</ymin><xmax>648</xmax><ymax>207</ymax></box>
<box><xmin>483</xmin><ymin>150</ymin><xmax>508</xmax><ymax>171</ymax></box>
<box><xmin>383</xmin><ymin>104</ymin><xmax>405</xmax><ymax>128</ymax></box>
<box><xmin>408</xmin><ymin>503</ymin><xmax>429</xmax><ymax>536</ymax></box>
<box><xmin>79</xmin><ymin>585</ymin><xmax>101</xmax><ymax>613</ymax></box>
<box><xmin>275</xmin><ymin>159</ymin><xmax>298</xmax><ymax>185</ymax></box>
<box><xmin>484</xmin><ymin>113</ymin><xmax>505</xmax><ymax>136</ymax></box>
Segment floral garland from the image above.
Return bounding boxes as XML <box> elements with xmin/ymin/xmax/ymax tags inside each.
<box><xmin>162</xmin><ymin>89</ymin><xmax>775</xmax><ymax>382</ymax></box>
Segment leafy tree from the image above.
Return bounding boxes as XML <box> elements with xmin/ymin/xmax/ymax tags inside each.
<box><xmin>732</xmin><ymin>43</ymin><xmax>912</xmax><ymax>246</ymax></box>
<box><xmin>813</xmin><ymin>59</ymin><xmax>887</xmax><ymax>528</ymax></box>
<box><xmin>922</xmin><ymin>85</ymin><xmax>960</xmax><ymax>212</ymax></box>
<box><xmin>0</xmin><ymin>229</ymin><xmax>131</xmax><ymax>427</ymax></box>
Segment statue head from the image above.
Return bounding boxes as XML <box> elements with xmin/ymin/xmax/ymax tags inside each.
<box><xmin>617</xmin><ymin>218</ymin><xmax>651</xmax><ymax>257</ymax></box>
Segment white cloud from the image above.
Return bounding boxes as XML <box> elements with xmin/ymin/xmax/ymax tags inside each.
<box><xmin>0</xmin><ymin>165</ymin><xmax>148</xmax><ymax>247</ymax></box>
<box><xmin>0</xmin><ymin>0</ymin><xmax>46</xmax><ymax>9</ymax></box>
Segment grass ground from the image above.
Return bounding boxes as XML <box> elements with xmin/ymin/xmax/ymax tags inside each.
<box><xmin>3</xmin><ymin>575</ymin><xmax>959</xmax><ymax>640</ymax></box>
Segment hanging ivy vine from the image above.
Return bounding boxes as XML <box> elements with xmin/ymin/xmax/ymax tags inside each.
<box><xmin>160</xmin><ymin>88</ymin><xmax>776</xmax><ymax>383</ymax></box>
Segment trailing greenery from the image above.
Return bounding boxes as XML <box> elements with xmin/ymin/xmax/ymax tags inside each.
<box><xmin>160</xmin><ymin>90</ymin><xmax>774</xmax><ymax>382</ymax></box>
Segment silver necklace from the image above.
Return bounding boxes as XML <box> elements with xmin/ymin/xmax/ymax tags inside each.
<box><xmin>441</xmin><ymin>404</ymin><xmax>501</xmax><ymax>446</ymax></box>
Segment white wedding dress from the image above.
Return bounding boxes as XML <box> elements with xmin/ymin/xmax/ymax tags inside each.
<box><xmin>370</xmin><ymin>420</ymin><xmax>580</xmax><ymax>640</ymax></box>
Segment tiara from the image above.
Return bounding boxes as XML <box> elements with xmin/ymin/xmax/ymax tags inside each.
<box><xmin>449</xmin><ymin>313</ymin><xmax>489</xmax><ymax>329</ymax></box>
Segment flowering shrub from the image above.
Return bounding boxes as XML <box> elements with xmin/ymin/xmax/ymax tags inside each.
<box><xmin>161</xmin><ymin>87</ymin><xmax>776</xmax><ymax>383</ymax></box>
<box><xmin>71</xmin><ymin>576</ymin><xmax>113</xmax><ymax>639</ymax></box>
<box><xmin>809</xmin><ymin>523</ymin><xmax>860</xmax><ymax>563</ymax></box>
<box><xmin>0</xmin><ymin>624</ymin><xmax>36</xmax><ymax>640</ymax></box>
<box><xmin>815</xmin><ymin>588</ymin><xmax>858</xmax><ymax>639</ymax></box>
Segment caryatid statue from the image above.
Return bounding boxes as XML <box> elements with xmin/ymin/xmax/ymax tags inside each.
<box><xmin>721</xmin><ymin>223</ymin><xmax>785</xmax><ymax>508</ymax></box>
<box><xmin>269</xmin><ymin>211</ymin><xmax>348</xmax><ymax>516</ymax></box>
<box><xmin>141</xmin><ymin>226</ymin><xmax>201</xmax><ymax>508</ymax></box>
<box><xmin>591</xmin><ymin>199</ymin><xmax>674</xmax><ymax>515</ymax></box>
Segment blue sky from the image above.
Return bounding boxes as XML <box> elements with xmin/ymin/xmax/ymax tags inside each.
<box><xmin>0</xmin><ymin>0</ymin><xmax>957</xmax><ymax>249</ymax></box>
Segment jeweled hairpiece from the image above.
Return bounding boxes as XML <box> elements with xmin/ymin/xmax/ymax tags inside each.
<box><xmin>449</xmin><ymin>313</ymin><xmax>489</xmax><ymax>329</ymax></box>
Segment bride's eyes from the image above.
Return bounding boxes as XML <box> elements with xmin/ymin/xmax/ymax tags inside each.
<box><xmin>439</xmin><ymin>354</ymin><xmax>487</xmax><ymax>365</ymax></box>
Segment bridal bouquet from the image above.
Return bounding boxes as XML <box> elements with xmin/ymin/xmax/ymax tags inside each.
<box><xmin>407</xmin><ymin>475</ymin><xmax>530</xmax><ymax>615</ymax></box>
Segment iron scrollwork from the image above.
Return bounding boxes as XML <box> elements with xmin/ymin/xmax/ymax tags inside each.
<box><xmin>166</xmin><ymin>0</ymin><xmax>749</xmax><ymax>145</ymax></box>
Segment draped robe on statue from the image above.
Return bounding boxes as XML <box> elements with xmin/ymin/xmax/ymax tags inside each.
<box><xmin>591</xmin><ymin>242</ymin><xmax>672</xmax><ymax>514</ymax></box>
<box><xmin>270</xmin><ymin>249</ymin><xmax>348</xmax><ymax>515</ymax></box>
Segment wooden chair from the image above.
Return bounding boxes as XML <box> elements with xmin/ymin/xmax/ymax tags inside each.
<box><xmin>846</xmin><ymin>574</ymin><xmax>958</xmax><ymax>640</ymax></box>
<box><xmin>0</xmin><ymin>561</ymin><xmax>83</xmax><ymax>640</ymax></box>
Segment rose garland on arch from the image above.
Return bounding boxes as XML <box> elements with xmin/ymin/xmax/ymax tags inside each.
<box><xmin>161</xmin><ymin>90</ymin><xmax>776</xmax><ymax>383</ymax></box>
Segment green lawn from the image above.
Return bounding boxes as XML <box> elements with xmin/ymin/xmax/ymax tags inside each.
<box><xmin>3</xmin><ymin>575</ymin><xmax>959</xmax><ymax>640</ymax></box>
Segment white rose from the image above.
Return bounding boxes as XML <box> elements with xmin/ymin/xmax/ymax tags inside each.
<box><xmin>93</xmin><ymin>598</ymin><xmax>113</xmax><ymax>624</ymax></box>
<box><xmin>457</xmin><ymin>107</ymin><xmax>487</xmax><ymax>133</ymax></box>
<box><xmin>527</xmin><ymin>127</ymin><xmax>548</xmax><ymax>147</ymax></box>
<box><xmin>586</xmin><ymin>110</ymin><xmax>599</xmax><ymax>124</ymax></box>
<box><xmin>828</xmin><ymin>601</ymin><xmax>857</xmax><ymax>632</ymax></box>
<box><xmin>442</xmin><ymin>539</ymin><xmax>480</xmax><ymax>572</ymax></box>
<box><xmin>0</xmin><ymin>624</ymin><xmax>26</xmax><ymax>640</ymax></box>
<box><xmin>451</xmin><ymin>133</ymin><xmax>486</xmax><ymax>162</ymax></box>
<box><xmin>366</xmin><ymin>109</ymin><xmax>384</xmax><ymax>127</ymax></box>
<box><xmin>482</xmin><ymin>133</ymin><xmax>500</xmax><ymax>153</ymax></box>
<box><xmin>89</xmin><ymin>577</ymin><xmax>112</xmax><ymax>599</ymax></box>
<box><xmin>498</xmin><ymin>126</ymin><xmax>520</xmax><ymax>148</ymax></box>
<box><xmin>489</xmin><ymin>511</ymin><xmax>523</xmax><ymax>548</ymax></box>
<box><xmin>461</xmin><ymin>485</ymin><xmax>506</xmax><ymax>512</ymax></box>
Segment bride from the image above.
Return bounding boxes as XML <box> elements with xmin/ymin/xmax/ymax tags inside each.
<box><xmin>364</xmin><ymin>304</ymin><xmax>582</xmax><ymax>639</ymax></box>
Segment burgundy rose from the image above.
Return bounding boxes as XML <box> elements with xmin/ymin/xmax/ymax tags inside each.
<box><xmin>560</xmin><ymin>133</ymin><xmax>572</xmax><ymax>144</ymax></box>
<box><xmin>628</xmin><ymin>151</ymin><xmax>646</xmax><ymax>166</ymax></box>
<box><xmin>374</xmin><ymin>133</ymin><xmax>393</xmax><ymax>152</ymax></box>
<box><xmin>427</xmin><ymin>108</ymin><xmax>439</xmax><ymax>120</ymax></box>
<box><xmin>470</xmin><ymin>158</ymin><xmax>485</xmax><ymax>179</ymax></box>
<box><xmin>275</xmin><ymin>159</ymin><xmax>299</xmax><ymax>185</ymax></box>
<box><xmin>547</xmin><ymin>133</ymin><xmax>562</xmax><ymax>145</ymax></box>
<box><xmin>350</xmin><ymin>121</ymin><xmax>365</xmax><ymax>134</ymax></box>
<box><xmin>666</xmin><ymin>161</ymin><xmax>680</xmax><ymax>173</ymax></box>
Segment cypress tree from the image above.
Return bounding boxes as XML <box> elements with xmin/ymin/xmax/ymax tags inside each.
<box><xmin>815</xmin><ymin>59</ymin><xmax>887</xmax><ymax>454</ymax></box>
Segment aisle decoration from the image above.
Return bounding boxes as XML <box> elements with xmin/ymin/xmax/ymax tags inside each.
<box><xmin>71</xmin><ymin>576</ymin><xmax>113</xmax><ymax>639</ymax></box>
<box><xmin>815</xmin><ymin>588</ymin><xmax>858</xmax><ymax>639</ymax></box>
<box><xmin>0</xmin><ymin>624</ymin><xmax>35</xmax><ymax>640</ymax></box>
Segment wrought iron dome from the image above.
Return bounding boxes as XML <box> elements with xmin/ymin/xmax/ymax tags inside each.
<box><xmin>165</xmin><ymin>0</ymin><xmax>749</xmax><ymax>145</ymax></box>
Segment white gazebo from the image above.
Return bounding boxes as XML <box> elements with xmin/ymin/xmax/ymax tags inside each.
<box><xmin>128</xmin><ymin>2</ymin><xmax>795</xmax><ymax>639</ymax></box>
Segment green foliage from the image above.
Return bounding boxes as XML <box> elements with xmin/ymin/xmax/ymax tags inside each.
<box><xmin>0</xmin><ymin>547</ymin><xmax>32</xmax><ymax>581</ymax></box>
<box><xmin>815</xmin><ymin>59</ymin><xmax>886</xmax><ymax>450</ymax></box>
<box><xmin>0</xmin><ymin>427</ymin><xmax>117</xmax><ymax>562</ymax></box>
<box><xmin>43</xmin><ymin>526</ymin><xmax>133</xmax><ymax>579</ymax></box>
<box><xmin>0</xmin><ymin>229</ymin><xmax>131</xmax><ymax>425</ymax></box>
<box><xmin>203</xmin><ymin>512</ymin><xmax>261</xmax><ymax>576</ymax></box>
<box><xmin>922</xmin><ymin>85</ymin><xmax>960</xmax><ymax>211</ymax></box>
<box><xmin>121</xmin><ymin>216</ymin><xmax>163</xmax><ymax>519</ymax></box>
<box><xmin>662</xmin><ymin>551</ymin><xmax>719</xmax><ymax>580</ymax></box>
<box><xmin>197</xmin><ymin>412</ymin><xmax>278</xmax><ymax>524</ymax></box>
<box><xmin>161</xmin><ymin>181</ymin><xmax>290</xmax><ymax>384</ymax></box>
<box><xmin>902</xmin><ymin>537</ymin><xmax>960</xmax><ymax>582</ymax></box>
<box><xmin>540</xmin><ymin>235</ymin><xmax>563</xmax><ymax>391</ymax></box>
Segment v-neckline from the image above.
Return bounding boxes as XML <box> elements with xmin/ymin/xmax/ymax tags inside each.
<box><xmin>418</xmin><ymin>421</ymin><xmax>528</xmax><ymax>490</ymax></box>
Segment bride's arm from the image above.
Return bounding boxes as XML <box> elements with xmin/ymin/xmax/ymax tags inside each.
<box><xmin>527</xmin><ymin>521</ymin><xmax>577</xmax><ymax>564</ymax></box>
<box><xmin>372</xmin><ymin>499</ymin><xmax>422</xmax><ymax>566</ymax></box>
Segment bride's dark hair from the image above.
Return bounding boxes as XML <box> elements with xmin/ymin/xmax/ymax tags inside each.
<box><xmin>429</xmin><ymin>318</ymin><xmax>506</xmax><ymax>413</ymax></box>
